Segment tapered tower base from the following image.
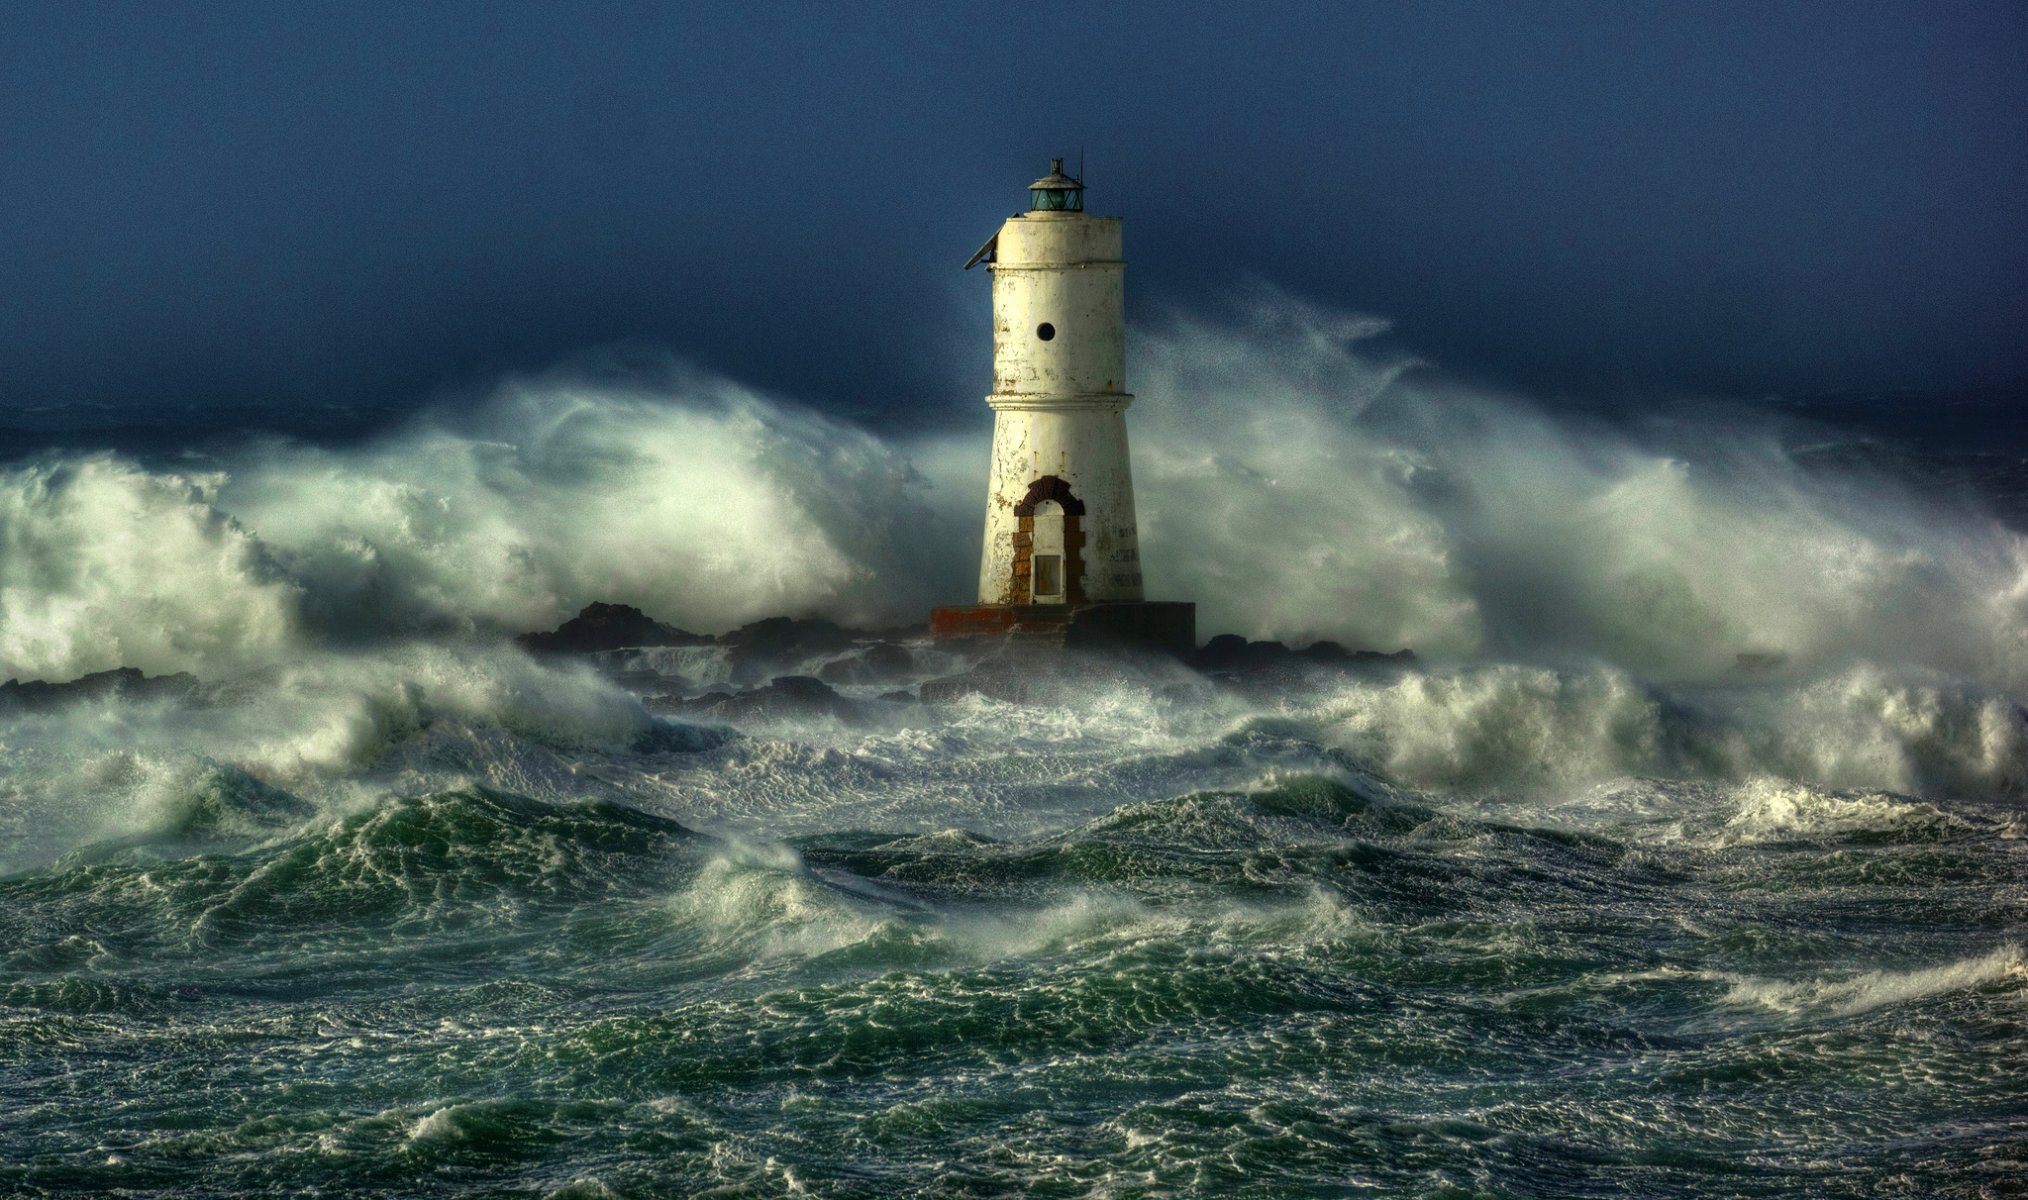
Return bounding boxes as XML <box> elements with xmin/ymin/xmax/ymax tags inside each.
<box><xmin>930</xmin><ymin>601</ymin><xmax>1195</xmax><ymax>657</ymax></box>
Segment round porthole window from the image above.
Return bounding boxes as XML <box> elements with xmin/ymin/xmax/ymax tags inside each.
<box><xmin>1036</xmin><ymin>322</ymin><xmax>1055</xmax><ymax>341</ymax></box>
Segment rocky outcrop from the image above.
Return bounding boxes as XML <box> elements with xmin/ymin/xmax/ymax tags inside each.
<box><xmin>816</xmin><ymin>642</ymin><xmax>916</xmax><ymax>686</ymax></box>
<box><xmin>716</xmin><ymin>617</ymin><xmax>858</xmax><ymax>683</ymax></box>
<box><xmin>0</xmin><ymin>667</ymin><xmax>202</xmax><ymax>713</ymax></box>
<box><xmin>1192</xmin><ymin>634</ymin><xmax>1415</xmax><ymax>676</ymax></box>
<box><xmin>516</xmin><ymin>602</ymin><xmax>710</xmax><ymax>655</ymax></box>
<box><xmin>660</xmin><ymin>674</ymin><xmax>900</xmax><ymax>724</ymax></box>
<box><xmin>519</xmin><ymin>601</ymin><xmax>1420</xmax><ymax>715</ymax></box>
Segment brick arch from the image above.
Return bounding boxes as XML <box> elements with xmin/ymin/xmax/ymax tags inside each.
<box><xmin>1009</xmin><ymin>474</ymin><xmax>1086</xmax><ymax>604</ymax></box>
<box><xmin>1013</xmin><ymin>475</ymin><xmax>1086</xmax><ymax>518</ymax></box>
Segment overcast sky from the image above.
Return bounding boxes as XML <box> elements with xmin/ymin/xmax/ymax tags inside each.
<box><xmin>1</xmin><ymin>0</ymin><xmax>2022</xmax><ymax>434</ymax></box>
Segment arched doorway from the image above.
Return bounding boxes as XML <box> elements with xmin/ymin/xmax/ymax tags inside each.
<box><xmin>1012</xmin><ymin>475</ymin><xmax>1085</xmax><ymax>605</ymax></box>
<box><xmin>1030</xmin><ymin>500</ymin><xmax>1066</xmax><ymax>603</ymax></box>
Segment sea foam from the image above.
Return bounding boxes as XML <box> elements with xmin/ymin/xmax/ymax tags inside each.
<box><xmin>1721</xmin><ymin>944</ymin><xmax>2025</xmax><ymax>1017</ymax></box>
<box><xmin>4</xmin><ymin>294</ymin><xmax>2027</xmax><ymax>694</ymax></box>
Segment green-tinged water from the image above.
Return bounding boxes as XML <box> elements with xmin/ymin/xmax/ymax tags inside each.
<box><xmin>2</xmin><ymin>656</ymin><xmax>2024</xmax><ymax>1198</ymax></box>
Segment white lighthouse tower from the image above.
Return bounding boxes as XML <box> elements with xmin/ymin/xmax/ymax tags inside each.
<box><xmin>932</xmin><ymin>160</ymin><xmax>1192</xmax><ymax>652</ymax></box>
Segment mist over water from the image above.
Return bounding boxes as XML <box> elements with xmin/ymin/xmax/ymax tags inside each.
<box><xmin>5</xmin><ymin>293</ymin><xmax>2025</xmax><ymax>690</ymax></box>
<box><xmin>2</xmin><ymin>366</ymin><xmax>960</xmax><ymax>680</ymax></box>
<box><xmin>1135</xmin><ymin>294</ymin><xmax>2028</xmax><ymax>688</ymax></box>
<box><xmin>2</xmin><ymin>297</ymin><xmax>2023</xmax><ymax>1196</ymax></box>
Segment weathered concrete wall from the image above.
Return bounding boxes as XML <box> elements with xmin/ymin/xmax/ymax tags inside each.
<box><xmin>975</xmin><ymin>209</ymin><xmax>1143</xmax><ymax>604</ymax></box>
<box><xmin>990</xmin><ymin>215</ymin><xmax>1125</xmax><ymax>399</ymax></box>
<box><xmin>976</xmin><ymin>413</ymin><xmax>1140</xmax><ymax>603</ymax></box>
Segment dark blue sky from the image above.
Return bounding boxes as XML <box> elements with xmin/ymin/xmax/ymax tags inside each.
<box><xmin>1</xmin><ymin>0</ymin><xmax>2022</xmax><ymax>434</ymax></box>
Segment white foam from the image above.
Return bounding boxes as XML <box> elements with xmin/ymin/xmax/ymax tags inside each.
<box><xmin>221</xmin><ymin>371</ymin><xmax>972</xmax><ymax>645</ymax></box>
<box><xmin>1132</xmin><ymin>288</ymin><xmax>2028</xmax><ymax>688</ymax></box>
<box><xmin>1308</xmin><ymin>663</ymin><xmax>1663</xmax><ymax>791</ymax></box>
<box><xmin>0</xmin><ymin>642</ymin><xmax>662</xmax><ymax>870</ymax></box>
<box><xmin>666</xmin><ymin>840</ymin><xmax>892</xmax><ymax>960</ymax></box>
<box><xmin>1299</xmin><ymin>661</ymin><xmax>2028</xmax><ymax>799</ymax></box>
<box><xmin>0</xmin><ymin>367</ymin><xmax>973</xmax><ymax>683</ymax></box>
<box><xmin>1717</xmin><ymin>777</ymin><xmax>1964</xmax><ymax>846</ymax></box>
<box><xmin>663</xmin><ymin>833</ymin><xmax>1376</xmax><ymax>971</ymax></box>
<box><xmin>0</xmin><ymin>454</ymin><xmax>301</xmax><ymax>680</ymax></box>
<box><xmin>8</xmin><ymin>296</ymin><xmax>2028</xmax><ymax>695</ymax></box>
<box><xmin>1737</xmin><ymin>665</ymin><xmax>2028</xmax><ymax>796</ymax></box>
<box><xmin>1721</xmin><ymin>945</ymin><xmax>2024</xmax><ymax>1017</ymax></box>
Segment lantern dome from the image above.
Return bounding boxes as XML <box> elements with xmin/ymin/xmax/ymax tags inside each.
<box><xmin>1027</xmin><ymin>158</ymin><xmax>1084</xmax><ymax>212</ymax></box>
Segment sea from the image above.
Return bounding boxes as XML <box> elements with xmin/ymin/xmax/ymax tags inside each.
<box><xmin>1</xmin><ymin>300</ymin><xmax>2023</xmax><ymax>1197</ymax></box>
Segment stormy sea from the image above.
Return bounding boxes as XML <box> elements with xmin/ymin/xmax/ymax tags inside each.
<box><xmin>2</xmin><ymin>301</ymin><xmax>2023</xmax><ymax>1198</ymax></box>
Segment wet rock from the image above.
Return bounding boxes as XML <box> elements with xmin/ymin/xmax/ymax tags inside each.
<box><xmin>816</xmin><ymin>641</ymin><xmax>917</xmax><ymax>685</ymax></box>
<box><xmin>691</xmin><ymin>675</ymin><xmax>862</xmax><ymax>723</ymax></box>
<box><xmin>647</xmin><ymin>690</ymin><xmax>731</xmax><ymax>717</ymax></box>
<box><xmin>1304</xmin><ymin>642</ymin><xmax>1418</xmax><ymax>669</ymax></box>
<box><xmin>629</xmin><ymin>720</ymin><xmax>728</xmax><ymax>754</ymax></box>
<box><xmin>517</xmin><ymin>602</ymin><xmax>709</xmax><ymax>655</ymax></box>
<box><xmin>1193</xmin><ymin>635</ymin><xmax>1294</xmax><ymax>673</ymax></box>
<box><xmin>918</xmin><ymin>673</ymin><xmax>990</xmax><ymax>706</ymax></box>
<box><xmin>718</xmin><ymin>617</ymin><xmax>858</xmax><ymax>683</ymax></box>
<box><xmin>1194</xmin><ymin>634</ymin><xmax>1415</xmax><ymax>676</ymax></box>
<box><xmin>0</xmin><ymin>668</ymin><xmax>202</xmax><ymax>713</ymax></box>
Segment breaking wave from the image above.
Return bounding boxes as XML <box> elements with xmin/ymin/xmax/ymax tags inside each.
<box><xmin>1720</xmin><ymin>944</ymin><xmax>2025</xmax><ymax>1018</ymax></box>
<box><xmin>0</xmin><ymin>367</ymin><xmax>968</xmax><ymax>682</ymax></box>
<box><xmin>0</xmin><ymin>456</ymin><xmax>301</xmax><ymax>679</ymax></box>
<box><xmin>4</xmin><ymin>294</ymin><xmax>2027</xmax><ymax>695</ymax></box>
<box><xmin>1304</xmin><ymin>660</ymin><xmax>2028</xmax><ymax>797</ymax></box>
<box><xmin>4</xmin><ymin>296</ymin><xmax>2025</xmax><ymax>1199</ymax></box>
<box><xmin>1133</xmin><ymin>292</ymin><xmax>2028</xmax><ymax>687</ymax></box>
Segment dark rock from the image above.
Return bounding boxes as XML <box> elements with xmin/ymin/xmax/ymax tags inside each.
<box><xmin>1193</xmin><ymin>635</ymin><xmax>1294</xmax><ymax>674</ymax></box>
<box><xmin>654</xmin><ymin>690</ymin><xmax>732</xmax><ymax>717</ymax></box>
<box><xmin>694</xmin><ymin>675</ymin><xmax>861</xmax><ymax>723</ymax></box>
<box><xmin>918</xmin><ymin>673</ymin><xmax>990</xmax><ymax>706</ymax></box>
<box><xmin>1194</xmin><ymin>635</ymin><xmax>1415</xmax><ymax>676</ymax></box>
<box><xmin>816</xmin><ymin>641</ymin><xmax>917</xmax><ymax>685</ymax></box>
<box><xmin>1305</xmin><ymin>642</ymin><xmax>1417</xmax><ymax>669</ymax></box>
<box><xmin>718</xmin><ymin>617</ymin><xmax>858</xmax><ymax>683</ymax></box>
<box><xmin>863</xmin><ymin>642</ymin><xmax>915</xmax><ymax>679</ymax></box>
<box><xmin>517</xmin><ymin>602</ymin><xmax>709</xmax><ymax>655</ymax></box>
<box><xmin>0</xmin><ymin>667</ymin><xmax>202</xmax><ymax>713</ymax></box>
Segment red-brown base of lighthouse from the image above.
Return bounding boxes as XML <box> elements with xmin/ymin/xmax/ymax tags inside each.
<box><xmin>929</xmin><ymin>601</ymin><xmax>1195</xmax><ymax>657</ymax></box>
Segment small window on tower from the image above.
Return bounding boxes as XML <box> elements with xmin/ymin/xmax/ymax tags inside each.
<box><xmin>1036</xmin><ymin>322</ymin><xmax>1055</xmax><ymax>341</ymax></box>
<box><xmin>1033</xmin><ymin>554</ymin><xmax>1063</xmax><ymax>600</ymax></box>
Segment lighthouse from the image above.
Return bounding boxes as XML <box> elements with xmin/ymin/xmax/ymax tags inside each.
<box><xmin>931</xmin><ymin>160</ymin><xmax>1193</xmax><ymax>653</ymax></box>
